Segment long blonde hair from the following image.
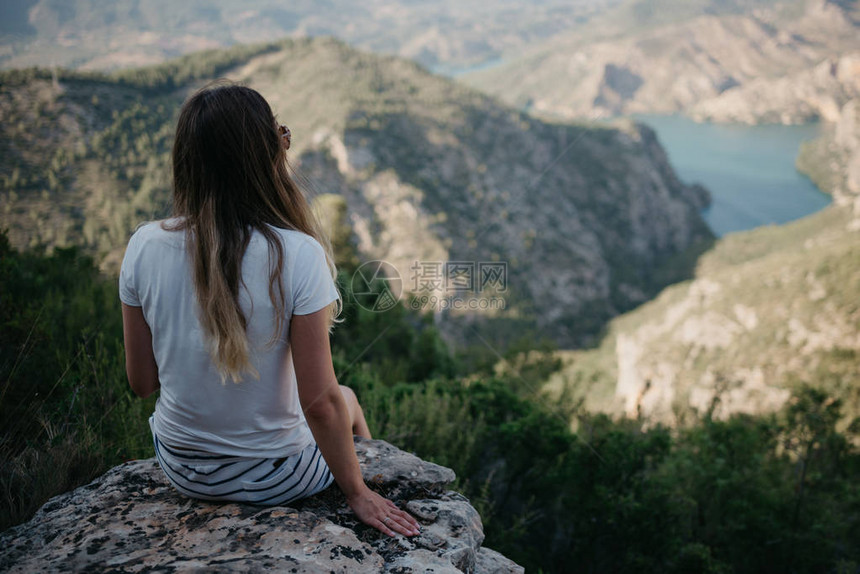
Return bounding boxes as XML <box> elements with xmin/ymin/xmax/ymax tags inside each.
<box><xmin>167</xmin><ymin>82</ymin><xmax>341</xmax><ymax>382</ymax></box>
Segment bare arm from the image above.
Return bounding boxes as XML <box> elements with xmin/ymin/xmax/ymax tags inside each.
<box><xmin>121</xmin><ymin>303</ymin><xmax>160</xmax><ymax>398</ymax></box>
<box><xmin>290</xmin><ymin>308</ymin><xmax>420</xmax><ymax>537</ymax></box>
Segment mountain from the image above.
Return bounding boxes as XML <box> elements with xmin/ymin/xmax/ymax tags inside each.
<box><xmin>691</xmin><ymin>52</ymin><xmax>860</xmax><ymax>124</ymax></box>
<box><xmin>0</xmin><ymin>0</ymin><xmax>621</xmax><ymax>72</ymax></box>
<box><xmin>0</xmin><ymin>37</ymin><xmax>711</xmax><ymax>348</ymax></box>
<box><xmin>545</xmin><ymin>98</ymin><xmax>860</xmax><ymax>424</ymax></box>
<box><xmin>464</xmin><ymin>0</ymin><xmax>860</xmax><ymax>124</ymax></box>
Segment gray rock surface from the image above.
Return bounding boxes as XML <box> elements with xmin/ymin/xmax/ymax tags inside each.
<box><xmin>0</xmin><ymin>438</ymin><xmax>523</xmax><ymax>574</ymax></box>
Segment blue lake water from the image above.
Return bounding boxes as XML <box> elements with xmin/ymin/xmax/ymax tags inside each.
<box><xmin>633</xmin><ymin>114</ymin><xmax>832</xmax><ymax>236</ymax></box>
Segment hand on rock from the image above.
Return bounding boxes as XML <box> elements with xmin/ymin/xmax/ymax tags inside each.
<box><xmin>346</xmin><ymin>486</ymin><xmax>421</xmax><ymax>537</ymax></box>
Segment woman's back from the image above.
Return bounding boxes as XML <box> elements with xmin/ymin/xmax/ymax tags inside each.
<box><xmin>120</xmin><ymin>219</ymin><xmax>339</xmax><ymax>458</ymax></box>
<box><xmin>120</xmin><ymin>83</ymin><xmax>420</xmax><ymax>536</ymax></box>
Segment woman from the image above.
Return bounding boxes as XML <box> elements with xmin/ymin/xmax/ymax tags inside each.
<box><xmin>119</xmin><ymin>82</ymin><xmax>419</xmax><ymax>538</ymax></box>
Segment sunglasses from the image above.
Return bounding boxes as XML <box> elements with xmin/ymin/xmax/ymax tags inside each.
<box><xmin>278</xmin><ymin>124</ymin><xmax>291</xmax><ymax>150</ymax></box>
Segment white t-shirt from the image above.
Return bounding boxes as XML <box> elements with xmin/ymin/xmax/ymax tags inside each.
<box><xmin>119</xmin><ymin>219</ymin><xmax>340</xmax><ymax>458</ymax></box>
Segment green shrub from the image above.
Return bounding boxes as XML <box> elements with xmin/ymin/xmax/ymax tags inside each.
<box><xmin>2</xmin><ymin>234</ymin><xmax>859</xmax><ymax>574</ymax></box>
<box><xmin>0</xmin><ymin>232</ymin><xmax>156</xmax><ymax>530</ymax></box>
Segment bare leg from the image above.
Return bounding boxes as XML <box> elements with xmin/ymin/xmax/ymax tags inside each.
<box><xmin>339</xmin><ymin>385</ymin><xmax>372</xmax><ymax>439</ymax></box>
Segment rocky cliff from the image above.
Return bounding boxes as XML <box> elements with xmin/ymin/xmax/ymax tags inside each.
<box><xmin>270</xmin><ymin>42</ymin><xmax>714</xmax><ymax>346</ymax></box>
<box><xmin>547</xmin><ymin>203</ymin><xmax>860</xmax><ymax>425</ymax></box>
<box><xmin>0</xmin><ymin>37</ymin><xmax>712</xmax><ymax>347</ymax></box>
<box><xmin>0</xmin><ymin>438</ymin><xmax>523</xmax><ymax>573</ymax></box>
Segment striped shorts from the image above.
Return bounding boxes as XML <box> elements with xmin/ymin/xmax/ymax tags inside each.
<box><xmin>151</xmin><ymin>427</ymin><xmax>335</xmax><ymax>506</ymax></box>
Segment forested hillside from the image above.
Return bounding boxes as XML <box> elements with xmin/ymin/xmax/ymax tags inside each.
<box><xmin>3</xmin><ymin>225</ymin><xmax>859</xmax><ymax>573</ymax></box>
<box><xmin>0</xmin><ymin>37</ymin><xmax>712</xmax><ymax>347</ymax></box>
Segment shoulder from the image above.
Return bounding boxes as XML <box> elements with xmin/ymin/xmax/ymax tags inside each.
<box><xmin>129</xmin><ymin>220</ymin><xmax>162</xmax><ymax>242</ymax></box>
<box><xmin>121</xmin><ymin>221</ymin><xmax>185</xmax><ymax>273</ymax></box>
<box><xmin>127</xmin><ymin>219</ymin><xmax>185</xmax><ymax>251</ymax></box>
<box><xmin>267</xmin><ymin>227</ymin><xmax>327</xmax><ymax>256</ymax></box>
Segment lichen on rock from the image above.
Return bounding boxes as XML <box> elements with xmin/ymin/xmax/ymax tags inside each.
<box><xmin>0</xmin><ymin>438</ymin><xmax>523</xmax><ymax>574</ymax></box>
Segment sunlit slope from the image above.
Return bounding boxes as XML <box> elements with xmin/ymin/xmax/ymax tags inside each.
<box><xmin>0</xmin><ymin>37</ymin><xmax>711</xmax><ymax>346</ymax></box>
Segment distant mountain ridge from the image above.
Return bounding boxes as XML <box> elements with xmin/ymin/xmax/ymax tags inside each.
<box><xmin>691</xmin><ymin>52</ymin><xmax>860</xmax><ymax>124</ymax></box>
<box><xmin>5</xmin><ymin>0</ymin><xmax>857</xmax><ymax>127</ymax></box>
<box><xmin>0</xmin><ymin>0</ymin><xmax>622</xmax><ymax>72</ymax></box>
<box><xmin>0</xmin><ymin>38</ymin><xmax>711</xmax><ymax>348</ymax></box>
<box><xmin>464</xmin><ymin>0</ymin><xmax>860</xmax><ymax>125</ymax></box>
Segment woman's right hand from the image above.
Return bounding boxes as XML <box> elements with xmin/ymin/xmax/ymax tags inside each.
<box><xmin>346</xmin><ymin>485</ymin><xmax>421</xmax><ymax>537</ymax></box>
<box><xmin>291</xmin><ymin>309</ymin><xmax>420</xmax><ymax>538</ymax></box>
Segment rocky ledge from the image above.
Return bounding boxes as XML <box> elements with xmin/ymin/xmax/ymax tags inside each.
<box><xmin>0</xmin><ymin>438</ymin><xmax>522</xmax><ymax>573</ymax></box>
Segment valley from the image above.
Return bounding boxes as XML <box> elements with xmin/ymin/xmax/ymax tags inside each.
<box><xmin>3</xmin><ymin>4</ymin><xmax>860</xmax><ymax>571</ymax></box>
<box><xmin>546</xmin><ymin>96</ymin><xmax>860</xmax><ymax>424</ymax></box>
<box><xmin>0</xmin><ymin>37</ymin><xmax>712</xmax><ymax>348</ymax></box>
